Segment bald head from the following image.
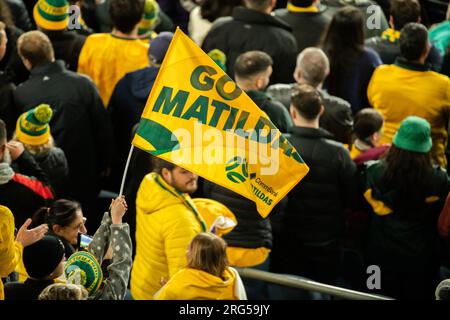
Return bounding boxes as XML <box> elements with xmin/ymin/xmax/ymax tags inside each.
<box><xmin>294</xmin><ymin>47</ymin><xmax>330</xmax><ymax>88</ymax></box>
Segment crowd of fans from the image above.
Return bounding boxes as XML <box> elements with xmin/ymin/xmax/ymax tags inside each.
<box><xmin>0</xmin><ymin>0</ymin><xmax>450</xmax><ymax>300</ymax></box>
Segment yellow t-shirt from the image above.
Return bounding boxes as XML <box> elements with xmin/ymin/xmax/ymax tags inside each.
<box><xmin>77</xmin><ymin>33</ymin><xmax>150</xmax><ymax>107</ymax></box>
<box><xmin>368</xmin><ymin>63</ymin><xmax>450</xmax><ymax>167</ymax></box>
<box><xmin>226</xmin><ymin>247</ymin><xmax>270</xmax><ymax>267</ymax></box>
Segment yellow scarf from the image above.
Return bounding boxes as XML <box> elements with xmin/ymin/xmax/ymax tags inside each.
<box><xmin>381</xmin><ymin>28</ymin><xmax>401</xmax><ymax>43</ymax></box>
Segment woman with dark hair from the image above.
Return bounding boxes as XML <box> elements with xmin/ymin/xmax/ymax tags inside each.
<box><xmin>32</xmin><ymin>199</ymin><xmax>87</xmax><ymax>258</ymax></box>
<box><xmin>363</xmin><ymin>116</ymin><xmax>450</xmax><ymax>299</ymax></box>
<box><xmin>321</xmin><ymin>6</ymin><xmax>381</xmax><ymax>114</ymax></box>
<box><xmin>189</xmin><ymin>0</ymin><xmax>242</xmax><ymax>45</ymax></box>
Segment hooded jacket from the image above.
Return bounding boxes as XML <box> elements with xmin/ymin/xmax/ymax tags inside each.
<box><xmin>0</xmin><ymin>205</ymin><xmax>23</xmax><ymax>300</ymax></box>
<box><xmin>130</xmin><ymin>172</ymin><xmax>207</xmax><ymax>300</ymax></box>
<box><xmin>154</xmin><ymin>267</ymin><xmax>247</xmax><ymax>300</ymax></box>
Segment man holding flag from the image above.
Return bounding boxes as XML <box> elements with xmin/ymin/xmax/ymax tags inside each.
<box><xmin>129</xmin><ymin>28</ymin><xmax>309</xmax><ymax>299</ymax></box>
<box><xmin>130</xmin><ymin>157</ymin><xmax>207</xmax><ymax>300</ymax></box>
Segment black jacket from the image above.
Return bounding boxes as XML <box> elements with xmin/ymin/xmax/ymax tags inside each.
<box><xmin>108</xmin><ymin>66</ymin><xmax>159</xmax><ymax>190</ymax></box>
<box><xmin>0</xmin><ymin>71</ymin><xmax>18</xmax><ymax>140</ymax></box>
<box><xmin>33</xmin><ymin>147</ymin><xmax>69</xmax><ymax>198</ymax></box>
<box><xmin>322</xmin><ymin>0</ymin><xmax>389</xmax><ymax>39</ymax></box>
<box><xmin>0</xmin><ymin>151</ymin><xmax>54</xmax><ymax>227</ymax></box>
<box><xmin>203</xmin><ymin>181</ymin><xmax>273</xmax><ymax>249</ymax></box>
<box><xmin>202</xmin><ymin>7</ymin><xmax>298</xmax><ymax>84</ymax></box>
<box><xmin>44</xmin><ymin>30</ymin><xmax>87</xmax><ymax>72</ymax></box>
<box><xmin>0</xmin><ymin>26</ymin><xmax>29</xmax><ymax>85</ymax></box>
<box><xmin>4</xmin><ymin>279</ymin><xmax>54</xmax><ymax>300</ymax></box>
<box><xmin>247</xmin><ymin>90</ymin><xmax>293</xmax><ymax>133</ymax></box>
<box><xmin>5</xmin><ymin>0</ymin><xmax>32</xmax><ymax>31</ymax></box>
<box><xmin>282</xmin><ymin>126</ymin><xmax>357</xmax><ymax>243</ymax></box>
<box><xmin>274</xmin><ymin>5</ymin><xmax>332</xmax><ymax>54</ymax></box>
<box><xmin>14</xmin><ymin>61</ymin><xmax>113</xmax><ymax>212</ymax></box>
<box><xmin>266</xmin><ymin>83</ymin><xmax>353</xmax><ymax>144</ymax></box>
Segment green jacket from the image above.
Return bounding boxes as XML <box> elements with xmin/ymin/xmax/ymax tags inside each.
<box><xmin>363</xmin><ymin>161</ymin><xmax>450</xmax><ymax>269</ymax></box>
<box><xmin>247</xmin><ymin>90</ymin><xmax>293</xmax><ymax>134</ymax></box>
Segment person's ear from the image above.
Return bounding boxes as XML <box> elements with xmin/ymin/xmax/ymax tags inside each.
<box><xmin>270</xmin><ymin>0</ymin><xmax>276</xmax><ymax>11</ymax></box>
<box><xmin>290</xmin><ymin>105</ymin><xmax>297</xmax><ymax>121</ymax></box>
<box><xmin>53</xmin><ymin>224</ymin><xmax>62</xmax><ymax>235</ymax></box>
<box><xmin>389</xmin><ymin>15</ymin><xmax>395</xmax><ymax>29</ymax></box>
<box><xmin>372</xmin><ymin>131</ymin><xmax>381</xmax><ymax>145</ymax></box>
<box><xmin>20</xmin><ymin>56</ymin><xmax>33</xmax><ymax>71</ymax></box>
<box><xmin>293</xmin><ymin>69</ymin><xmax>301</xmax><ymax>83</ymax></box>
<box><xmin>422</xmin><ymin>41</ymin><xmax>431</xmax><ymax>61</ymax></box>
<box><xmin>161</xmin><ymin>167</ymin><xmax>172</xmax><ymax>183</ymax></box>
<box><xmin>255</xmin><ymin>74</ymin><xmax>265</xmax><ymax>91</ymax></box>
<box><xmin>319</xmin><ymin>105</ymin><xmax>325</xmax><ymax>117</ymax></box>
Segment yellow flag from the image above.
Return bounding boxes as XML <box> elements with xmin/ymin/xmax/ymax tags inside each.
<box><xmin>132</xmin><ymin>28</ymin><xmax>309</xmax><ymax>218</ymax></box>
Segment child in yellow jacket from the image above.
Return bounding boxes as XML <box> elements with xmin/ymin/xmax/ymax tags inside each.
<box><xmin>154</xmin><ymin>232</ymin><xmax>247</xmax><ymax>300</ymax></box>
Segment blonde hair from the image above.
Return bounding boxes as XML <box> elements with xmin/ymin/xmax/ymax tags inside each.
<box><xmin>13</xmin><ymin>133</ymin><xmax>54</xmax><ymax>156</ymax></box>
<box><xmin>187</xmin><ymin>232</ymin><xmax>228</xmax><ymax>280</ymax></box>
<box><xmin>38</xmin><ymin>283</ymin><xmax>89</xmax><ymax>300</ymax></box>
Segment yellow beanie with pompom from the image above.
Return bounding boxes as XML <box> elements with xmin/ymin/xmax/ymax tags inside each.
<box><xmin>16</xmin><ymin>104</ymin><xmax>53</xmax><ymax>146</ymax></box>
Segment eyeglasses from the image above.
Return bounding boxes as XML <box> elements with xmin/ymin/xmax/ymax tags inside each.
<box><xmin>67</xmin><ymin>217</ymin><xmax>87</xmax><ymax>231</ymax></box>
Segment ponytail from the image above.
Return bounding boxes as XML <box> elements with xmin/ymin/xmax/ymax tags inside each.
<box><xmin>31</xmin><ymin>199</ymin><xmax>81</xmax><ymax>229</ymax></box>
<box><xmin>31</xmin><ymin>207</ymin><xmax>50</xmax><ymax>228</ymax></box>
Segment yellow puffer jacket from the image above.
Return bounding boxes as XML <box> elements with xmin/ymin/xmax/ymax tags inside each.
<box><xmin>130</xmin><ymin>173</ymin><xmax>207</xmax><ymax>300</ymax></box>
<box><xmin>0</xmin><ymin>206</ymin><xmax>23</xmax><ymax>300</ymax></box>
<box><xmin>154</xmin><ymin>267</ymin><xmax>244</xmax><ymax>300</ymax></box>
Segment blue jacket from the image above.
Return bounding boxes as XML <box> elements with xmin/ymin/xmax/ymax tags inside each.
<box><xmin>108</xmin><ymin>66</ymin><xmax>159</xmax><ymax>189</ymax></box>
<box><xmin>325</xmin><ymin>48</ymin><xmax>382</xmax><ymax>114</ymax></box>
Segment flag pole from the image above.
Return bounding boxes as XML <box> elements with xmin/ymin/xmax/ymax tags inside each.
<box><xmin>119</xmin><ymin>145</ymin><xmax>134</xmax><ymax>196</ymax></box>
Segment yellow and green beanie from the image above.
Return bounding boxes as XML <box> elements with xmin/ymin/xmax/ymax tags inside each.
<box><xmin>64</xmin><ymin>251</ymin><xmax>103</xmax><ymax>295</ymax></box>
<box><xmin>33</xmin><ymin>0</ymin><xmax>69</xmax><ymax>31</ymax></box>
<box><xmin>138</xmin><ymin>0</ymin><xmax>160</xmax><ymax>36</ymax></box>
<box><xmin>208</xmin><ymin>49</ymin><xmax>227</xmax><ymax>72</ymax></box>
<box><xmin>16</xmin><ymin>104</ymin><xmax>53</xmax><ymax>146</ymax></box>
